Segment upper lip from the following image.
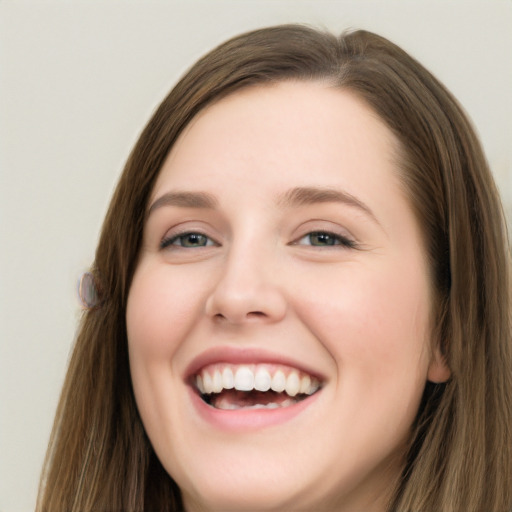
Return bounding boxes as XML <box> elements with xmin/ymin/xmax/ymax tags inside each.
<box><xmin>184</xmin><ymin>346</ymin><xmax>325</xmax><ymax>382</ymax></box>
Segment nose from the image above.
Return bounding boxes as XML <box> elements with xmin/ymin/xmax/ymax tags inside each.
<box><xmin>205</xmin><ymin>245</ymin><xmax>287</xmax><ymax>325</ymax></box>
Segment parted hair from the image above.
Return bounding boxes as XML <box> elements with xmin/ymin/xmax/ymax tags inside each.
<box><xmin>37</xmin><ymin>25</ymin><xmax>512</xmax><ymax>511</ymax></box>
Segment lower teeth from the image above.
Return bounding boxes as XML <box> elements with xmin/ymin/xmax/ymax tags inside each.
<box><xmin>214</xmin><ymin>398</ymin><xmax>296</xmax><ymax>410</ymax></box>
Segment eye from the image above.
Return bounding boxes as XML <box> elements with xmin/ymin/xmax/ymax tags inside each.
<box><xmin>295</xmin><ymin>231</ymin><xmax>357</xmax><ymax>248</ymax></box>
<box><xmin>160</xmin><ymin>231</ymin><xmax>217</xmax><ymax>249</ymax></box>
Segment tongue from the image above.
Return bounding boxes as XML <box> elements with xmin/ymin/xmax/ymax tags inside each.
<box><xmin>208</xmin><ymin>389</ymin><xmax>294</xmax><ymax>409</ymax></box>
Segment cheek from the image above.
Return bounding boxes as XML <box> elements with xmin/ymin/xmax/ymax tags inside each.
<box><xmin>295</xmin><ymin>260</ymin><xmax>432</xmax><ymax>384</ymax></box>
<box><xmin>126</xmin><ymin>266</ymin><xmax>206</xmax><ymax>358</ymax></box>
<box><xmin>125</xmin><ymin>265</ymin><xmax>208</xmax><ymax>430</ymax></box>
<box><xmin>125</xmin><ymin>265</ymin><xmax>209</xmax><ymax>459</ymax></box>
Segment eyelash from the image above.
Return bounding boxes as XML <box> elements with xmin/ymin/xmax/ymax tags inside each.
<box><xmin>160</xmin><ymin>230</ymin><xmax>357</xmax><ymax>250</ymax></box>
<box><xmin>160</xmin><ymin>231</ymin><xmax>217</xmax><ymax>250</ymax></box>
<box><xmin>293</xmin><ymin>231</ymin><xmax>357</xmax><ymax>249</ymax></box>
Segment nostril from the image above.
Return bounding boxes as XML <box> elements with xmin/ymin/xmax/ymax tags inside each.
<box><xmin>247</xmin><ymin>311</ymin><xmax>266</xmax><ymax>319</ymax></box>
<box><xmin>213</xmin><ymin>311</ymin><xmax>265</xmax><ymax>322</ymax></box>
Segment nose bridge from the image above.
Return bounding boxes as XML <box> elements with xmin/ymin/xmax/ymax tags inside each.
<box><xmin>205</xmin><ymin>231</ymin><xmax>286</xmax><ymax>324</ymax></box>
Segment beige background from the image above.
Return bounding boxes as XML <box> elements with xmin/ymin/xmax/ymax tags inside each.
<box><xmin>1</xmin><ymin>1</ymin><xmax>511</xmax><ymax>510</ymax></box>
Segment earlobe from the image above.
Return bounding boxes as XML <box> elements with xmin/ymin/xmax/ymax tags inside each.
<box><xmin>78</xmin><ymin>271</ymin><xmax>103</xmax><ymax>310</ymax></box>
<box><xmin>427</xmin><ymin>346</ymin><xmax>451</xmax><ymax>383</ymax></box>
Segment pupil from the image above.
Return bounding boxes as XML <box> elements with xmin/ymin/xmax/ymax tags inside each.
<box><xmin>185</xmin><ymin>234</ymin><xmax>205</xmax><ymax>247</ymax></box>
<box><xmin>312</xmin><ymin>232</ymin><xmax>334</xmax><ymax>245</ymax></box>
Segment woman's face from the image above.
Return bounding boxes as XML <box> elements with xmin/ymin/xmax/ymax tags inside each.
<box><xmin>126</xmin><ymin>81</ymin><xmax>449</xmax><ymax>512</ymax></box>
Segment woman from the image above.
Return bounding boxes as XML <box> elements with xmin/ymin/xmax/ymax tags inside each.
<box><xmin>37</xmin><ymin>25</ymin><xmax>512</xmax><ymax>511</ymax></box>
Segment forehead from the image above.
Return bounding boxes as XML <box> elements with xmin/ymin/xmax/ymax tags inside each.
<box><xmin>151</xmin><ymin>81</ymin><xmax>402</xmax><ymax>208</ymax></box>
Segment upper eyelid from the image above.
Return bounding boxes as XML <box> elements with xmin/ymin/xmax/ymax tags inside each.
<box><xmin>292</xmin><ymin>220</ymin><xmax>358</xmax><ymax>241</ymax></box>
<box><xmin>158</xmin><ymin>219</ymin><xmax>222</xmax><ymax>242</ymax></box>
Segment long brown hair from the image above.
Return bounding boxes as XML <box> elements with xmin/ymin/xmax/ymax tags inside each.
<box><xmin>37</xmin><ymin>25</ymin><xmax>512</xmax><ymax>511</ymax></box>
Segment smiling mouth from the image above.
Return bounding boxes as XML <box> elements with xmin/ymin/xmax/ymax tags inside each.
<box><xmin>193</xmin><ymin>364</ymin><xmax>321</xmax><ymax>410</ymax></box>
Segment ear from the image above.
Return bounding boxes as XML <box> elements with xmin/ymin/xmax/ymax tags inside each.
<box><xmin>427</xmin><ymin>345</ymin><xmax>451</xmax><ymax>383</ymax></box>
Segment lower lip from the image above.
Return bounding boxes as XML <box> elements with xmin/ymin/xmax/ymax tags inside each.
<box><xmin>189</xmin><ymin>387</ymin><xmax>321</xmax><ymax>432</ymax></box>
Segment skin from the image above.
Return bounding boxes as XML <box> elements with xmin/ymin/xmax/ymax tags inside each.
<box><xmin>126</xmin><ymin>81</ymin><xmax>450</xmax><ymax>512</ymax></box>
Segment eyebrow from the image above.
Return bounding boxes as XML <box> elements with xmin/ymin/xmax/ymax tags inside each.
<box><xmin>277</xmin><ymin>186</ymin><xmax>379</xmax><ymax>224</ymax></box>
<box><xmin>148</xmin><ymin>191</ymin><xmax>219</xmax><ymax>216</ymax></box>
<box><xmin>147</xmin><ymin>186</ymin><xmax>378</xmax><ymax>225</ymax></box>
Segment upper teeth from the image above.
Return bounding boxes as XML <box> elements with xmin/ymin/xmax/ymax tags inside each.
<box><xmin>195</xmin><ymin>364</ymin><xmax>320</xmax><ymax>397</ymax></box>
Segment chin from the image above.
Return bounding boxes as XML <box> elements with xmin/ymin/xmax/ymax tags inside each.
<box><xmin>181</xmin><ymin>477</ymin><xmax>319</xmax><ymax>512</ymax></box>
